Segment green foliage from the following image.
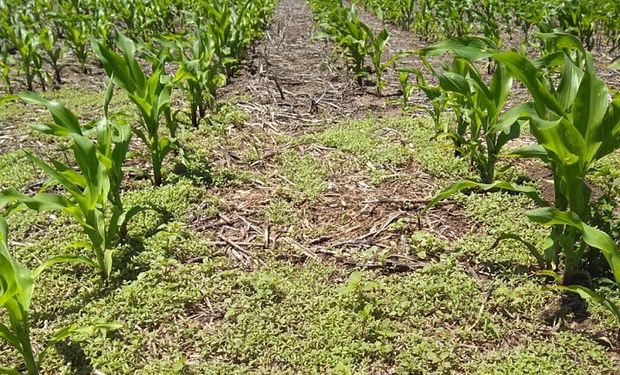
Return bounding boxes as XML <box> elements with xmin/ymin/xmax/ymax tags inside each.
<box><xmin>425</xmin><ymin>33</ymin><xmax>620</xmax><ymax>324</ymax></box>
<box><xmin>263</xmin><ymin>198</ymin><xmax>296</xmax><ymax>226</ymax></box>
<box><xmin>0</xmin><ymin>42</ymin><xmax>14</xmax><ymax>93</ymax></box>
<box><xmin>0</xmin><ymin>0</ymin><xmax>275</xmax><ymax>94</ymax></box>
<box><xmin>398</xmin><ymin>67</ymin><xmax>447</xmax><ymax>133</ymax></box>
<box><xmin>0</xmin><ymin>151</ymin><xmax>39</xmax><ymax>191</ymax></box>
<box><xmin>0</xmin><ymin>216</ymin><xmax>38</xmax><ymax>374</ymax></box>
<box><xmin>0</xmin><ymin>216</ymin><xmax>120</xmax><ymax>374</ymax></box>
<box><xmin>352</xmin><ymin>0</ymin><xmax>619</xmax><ymax>52</ymax></box>
<box><xmin>495</xmin><ymin>34</ymin><xmax>620</xmax><ymax>296</ymax></box>
<box><xmin>312</xmin><ymin>2</ymin><xmax>392</xmax><ymax>90</ymax></box>
<box><xmin>312</xmin><ymin>118</ymin><xmax>413</xmax><ymax>166</ymax></box>
<box><xmin>279</xmin><ymin>152</ymin><xmax>328</xmax><ymax>202</ymax></box>
<box><xmin>170</xmin><ymin>28</ymin><xmax>226</xmax><ymax>127</ymax></box>
<box><xmin>9</xmin><ymin>24</ymin><xmax>46</xmax><ymax>91</ymax></box>
<box><xmin>38</xmin><ymin>27</ymin><xmax>65</xmax><ymax>85</ymax></box>
<box><xmin>3</xmin><ymin>0</ymin><xmax>620</xmax><ymax>371</ymax></box>
<box><xmin>470</xmin><ymin>331</ymin><xmax>617</xmax><ymax>374</ymax></box>
<box><xmin>0</xmin><ymin>93</ymin><xmax>134</xmax><ymax>281</ymax></box>
<box><xmin>408</xmin><ymin>230</ymin><xmax>447</xmax><ymax>260</ymax></box>
<box><xmin>198</xmin><ymin>0</ymin><xmax>276</xmax><ymax>77</ymax></box>
<box><xmin>64</xmin><ymin>16</ymin><xmax>91</xmax><ymax>73</ymax></box>
<box><xmin>419</xmin><ymin>37</ymin><xmax>527</xmax><ymax>183</ymax></box>
<box><xmin>93</xmin><ymin>34</ymin><xmax>175</xmax><ymax>186</ymax></box>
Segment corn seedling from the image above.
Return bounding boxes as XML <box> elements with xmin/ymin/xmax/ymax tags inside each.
<box><xmin>368</xmin><ymin>28</ymin><xmax>392</xmax><ymax>91</ymax></box>
<box><xmin>170</xmin><ymin>28</ymin><xmax>226</xmax><ymax>127</ymax></box>
<box><xmin>64</xmin><ymin>16</ymin><xmax>91</xmax><ymax>73</ymax></box>
<box><xmin>0</xmin><ymin>215</ymin><xmax>38</xmax><ymax>374</ymax></box>
<box><xmin>495</xmin><ymin>34</ymin><xmax>620</xmax><ymax>283</ymax></box>
<box><xmin>200</xmin><ymin>0</ymin><xmax>275</xmax><ymax>77</ymax></box>
<box><xmin>39</xmin><ymin>27</ymin><xmax>65</xmax><ymax>85</ymax></box>
<box><xmin>204</xmin><ymin>0</ymin><xmax>243</xmax><ymax>77</ymax></box>
<box><xmin>398</xmin><ymin>66</ymin><xmax>448</xmax><ymax>133</ymax></box>
<box><xmin>93</xmin><ymin>34</ymin><xmax>176</xmax><ymax>186</ymax></box>
<box><xmin>10</xmin><ymin>25</ymin><xmax>46</xmax><ymax>91</ymax></box>
<box><xmin>420</xmin><ymin>37</ymin><xmax>523</xmax><ymax>183</ymax></box>
<box><xmin>0</xmin><ymin>217</ymin><xmax>121</xmax><ymax>374</ymax></box>
<box><xmin>425</xmin><ymin>34</ymin><xmax>620</xmax><ymax>323</ymax></box>
<box><xmin>315</xmin><ymin>3</ymin><xmax>391</xmax><ymax>89</ymax></box>
<box><xmin>554</xmin><ymin>0</ymin><xmax>597</xmax><ymax>50</ymax></box>
<box><xmin>0</xmin><ymin>92</ymin><xmax>135</xmax><ymax>281</ymax></box>
<box><xmin>0</xmin><ymin>43</ymin><xmax>14</xmax><ymax>93</ymax></box>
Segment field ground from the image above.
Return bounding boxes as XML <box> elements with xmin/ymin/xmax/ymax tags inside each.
<box><xmin>1</xmin><ymin>0</ymin><xmax>620</xmax><ymax>373</ymax></box>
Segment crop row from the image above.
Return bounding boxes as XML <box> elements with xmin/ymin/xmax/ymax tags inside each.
<box><xmin>0</xmin><ymin>0</ymin><xmax>271</xmax><ymax>98</ymax></box>
<box><xmin>352</xmin><ymin>0</ymin><xmax>620</xmax><ymax>52</ymax></box>
<box><xmin>0</xmin><ymin>0</ymin><xmax>276</xmax><ymax>372</ymax></box>
<box><xmin>309</xmin><ymin>0</ymin><xmax>620</xmax><ymax>328</ymax></box>
<box><xmin>418</xmin><ymin>36</ymin><xmax>620</xmax><ymax>327</ymax></box>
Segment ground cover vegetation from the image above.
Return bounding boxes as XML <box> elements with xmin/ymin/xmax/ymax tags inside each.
<box><xmin>0</xmin><ymin>0</ymin><xmax>619</xmax><ymax>373</ymax></box>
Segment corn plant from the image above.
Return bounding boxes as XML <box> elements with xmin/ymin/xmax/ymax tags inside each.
<box><xmin>204</xmin><ymin>0</ymin><xmax>244</xmax><ymax>77</ymax></box>
<box><xmin>241</xmin><ymin>0</ymin><xmax>277</xmax><ymax>40</ymax></box>
<box><xmin>473</xmin><ymin>7</ymin><xmax>502</xmax><ymax>47</ymax></box>
<box><xmin>426</xmin><ymin>34</ymin><xmax>620</xmax><ymax>322</ymax></box>
<box><xmin>169</xmin><ymin>29</ymin><xmax>226</xmax><ymax>127</ymax></box>
<box><xmin>420</xmin><ymin>37</ymin><xmax>523</xmax><ymax>183</ymax></box>
<box><xmin>39</xmin><ymin>27</ymin><xmax>65</xmax><ymax>85</ymax></box>
<box><xmin>395</xmin><ymin>0</ymin><xmax>417</xmax><ymax>29</ymax></box>
<box><xmin>0</xmin><ymin>215</ymin><xmax>38</xmax><ymax>374</ymax></box>
<box><xmin>368</xmin><ymin>28</ymin><xmax>392</xmax><ymax>92</ymax></box>
<box><xmin>90</xmin><ymin>7</ymin><xmax>115</xmax><ymax>49</ymax></box>
<box><xmin>93</xmin><ymin>34</ymin><xmax>176</xmax><ymax>186</ymax></box>
<box><xmin>10</xmin><ymin>25</ymin><xmax>46</xmax><ymax>91</ymax></box>
<box><xmin>495</xmin><ymin>35</ymin><xmax>620</xmax><ymax>283</ymax></box>
<box><xmin>553</xmin><ymin>0</ymin><xmax>597</xmax><ymax>50</ymax></box>
<box><xmin>515</xmin><ymin>1</ymin><xmax>546</xmax><ymax>41</ymax></box>
<box><xmin>398</xmin><ymin>67</ymin><xmax>448</xmax><ymax>134</ymax></box>
<box><xmin>0</xmin><ymin>92</ymin><xmax>134</xmax><ymax>281</ymax></box>
<box><xmin>316</xmin><ymin>4</ymin><xmax>370</xmax><ymax>85</ymax></box>
<box><xmin>398</xmin><ymin>67</ymin><xmax>417</xmax><ymax>111</ymax></box>
<box><xmin>316</xmin><ymin>3</ymin><xmax>391</xmax><ymax>89</ymax></box>
<box><xmin>0</xmin><ymin>216</ymin><xmax>121</xmax><ymax>374</ymax></box>
<box><xmin>199</xmin><ymin>0</ymin><xmax>275</xmax><ymax>77</ymax></box>
<box><xmin>0</xmin><ymin>43</ymin><xmax>14</xmax><ymax>93</ymax></box>
<box><xmin>64</xmin><ymin>16</ymin><xmax>91</xmax><ymax>73</ymax></box>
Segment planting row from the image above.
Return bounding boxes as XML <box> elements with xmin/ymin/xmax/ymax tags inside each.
<box><xmin>353</xmin><ymin>0</ymin><xmax>620</xmax><ymax>52</ymax></box>
<box><xmin>0</xmin><ymin>0</ymin><xmax>273</xmax><ymax>100</ymax></box>
<box><xmin>419</xmin><ymin>35</ymin><xmax>620</xmax><ymax>325</ymax></box>
<box><xmin>0</xmin><ymin>0</ymin><xmax>276</xmax><ymax>372</ymax></box>
<box><xmin>310</xmin><ymin>0</ymin><xmax>620</xmax><ymax>327</ymax></box>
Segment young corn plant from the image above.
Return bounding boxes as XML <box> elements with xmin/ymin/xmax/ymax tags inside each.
<box><xmin>0</xmin><ymin>216</ymin><xmax>121</xmax><ymax>374</ymax></box>
<box><xmin>0</xmin><ymin>43</ymin><xmax>14</xmax><ymax>93</ymax></box>
<box><xmin>241</xmin><ymin>0</ymin><xmax>277</xmax><ymax>41</ymax></box>
<box><xmin>39</xmin><ymin>27</ymin><xmax>65</xmax><ymax>85</ymax></box>
<box><xmin>398</xmin><ymin>66</ymin><xmax>448</xmax><ymax>133</ymax></box>
<box><xmin>90</xmin><ymin>8</ymin><xmax>115</xmax><ymax>49</ymax></box>
<box><xmin>420</xmin><ymin>37</ymin><xmax>523</xmax><ymax>183</ymax></box>
<box><xmin>170</xmin><ymin>29</ymin><xmax>226</xmax><ymax>127</ymax></box>
<box><xmin>0</xmin><ymin>92</ymin><xmax>134</xmax><ymax>282</ymax></box>
<box><xmin>0</xmin><ymin>216</ymin><xmax>38</xmax><ymax>375</ymax></box>
<box><xmin>427</xmin><ymin>34</ymin><xmax>620</xmax><ymax>323</ymax></box>
<box><xmin>495</xmin><ymin>34</ymin><xmax>620</xmax><ymax>283</ymax></box>
<box><xmin>554</xmin><ymin>0</ymin><xmax>597</xmax><ymax>50</ymax></box>
<box><xmin>398</xmin><ymin>67</ymin><xmax>416</xmax><ymax>110</ymax></box>
<box><xmin>64</xmin><ymin>16</ymin><xmax>91</xmax><ymax>73</ymax></box>
<box><xmin>317</xmin><ymin>4</ymin><xmax>391</xmax><ymax>89</ymax></box>
<box><xmin>10</xmin><ymin>25</ymin><xmax>46</xmax><ymax>91</ymax></box>
<box><xmin>395</xmin><ymin>0</ymin><xmax>417</xmax><ymax>29</ymax></box>
<box><xmin>204</xmin><ymin>0</ymin><xmax>243</xmax><ymax>77</ymax></box>
<box><xmin>368</xmin><ymin>28</ymin><xmax>393</xmax><ymax>92</ymax></box>
<box><xmin>93</xmin><ymin>34</ymin><xmax>176</xmax><ymax>186</ymax></box>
